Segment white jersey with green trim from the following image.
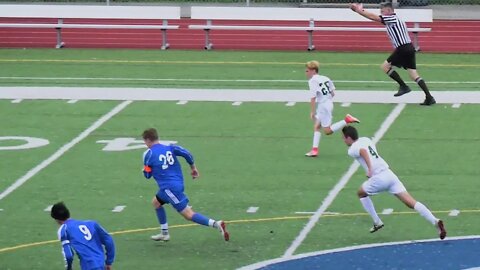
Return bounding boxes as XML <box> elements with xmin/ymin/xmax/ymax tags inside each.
<box><xmin>308</xmin><ymin>74</ymin><xmax>335</xmax><ymax>104</ymax></box>
<box><xmin>348</xmin><ymin>137</ymin><xmax>389</xmax><ymax>175</ymax></box>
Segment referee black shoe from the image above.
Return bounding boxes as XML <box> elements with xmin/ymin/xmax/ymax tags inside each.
<box><xmin>420</xmin><ymin>96</ymin><xmax>436</xmax><ymax>106</ymax></box>
<box><xmin>394</xmin><ymin>85</ymin><xmax>412</xmax><ymax>97</ymax></box>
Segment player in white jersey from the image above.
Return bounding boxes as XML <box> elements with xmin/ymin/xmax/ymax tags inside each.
<box><xmin>341</xmin><ymin>126</ymin><xmax>447</xmax><ymax>239</ymax></box>
<box><xmin>305</xmin><ymin>60</ymin><xmax>360</xmax><ymax>157</ymax></box>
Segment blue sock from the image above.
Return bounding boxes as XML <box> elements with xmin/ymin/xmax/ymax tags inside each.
<box><xmin>192</xmin><ymin>213</ymin><xmax>211</xmax><ymax>227</ymax></box>
<box><xmin>156</xmin><ymin>207</ymin><xmax>167</xmax><ymax>225</ymax></box>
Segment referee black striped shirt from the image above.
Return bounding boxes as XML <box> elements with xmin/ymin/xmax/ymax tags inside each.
<box><xmin>380</xmin><ymin>14</ymin><xmax>411</xmax><ymax>48</ymax></box>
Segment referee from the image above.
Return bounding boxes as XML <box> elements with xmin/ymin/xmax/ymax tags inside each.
<box><xmin>350</xmin><ymin>2</ymin><xmax>436</xmax><ymax>106</ymax></box>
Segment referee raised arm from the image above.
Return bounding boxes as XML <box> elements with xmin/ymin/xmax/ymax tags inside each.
<box><xmin>350</xmin><ymin>2</ymin><xmax>436</xmax><ymax>106</ymax></box>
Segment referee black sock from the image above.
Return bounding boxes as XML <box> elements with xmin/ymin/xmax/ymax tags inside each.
<box><xmin>415</xmin><ymin>77</ymin><xmax>433</xmax><ymax>98</ymax></box>
<box><xmin>387</xmin><ymin>69</ymin><xmax>407</xmax><ymax>87</ymax></box>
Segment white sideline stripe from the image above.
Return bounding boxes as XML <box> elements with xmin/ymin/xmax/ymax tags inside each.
<box><xmin>2</xmin><ymin>87</ymin><xmax>480</xmax><ymax>104</ymax></box>
<box><xmin>238</xmin><ymin>235</ymin><xmax>480</xmax><ymax>270</ymax></box>
<box><xmin>246</xmin><ymin>207</ymin><xmax>259</xmax><ymax>213</ymax></box>
<box><xmin>341</xmin><ymin>102</ymin><xmax>351</xmax><ymax>107</ymax></box>
<box><xmin>0</xmin><ymin>100</ymin><xmax>132</xmax><ymax>201</ymax></box>
<box><xmin>0</xmin><ymin>76</ymin><xmax>479</xmax><ymax>85</ymax></box>
<box><xmin>44</xmin><ymin>205</ymin><xmax>53</xmax><ymax>212</ymax></box>
<box><xmin>232</xmin><ymin>101</ymin><xmax>243</xmax><ymax>106</ymax></box>
<box><xmin>452</xmin><ymin>103</ymin><xmax>461</xmax><ymax>108</ymax></box>
<box><xmin>67</xmin><ymin>99</ymin><xmax>78</xmax><ymax>104</ymax></box>
<box><xmin>286</xmin><ymin>101</ymin><xmax>296</xmax><ymax>106</ymax></box>
<box><xmin>282</xmin><ymin>103</ymin><xmax>406</xmax><ymax>258</ymax></box>
<box><xmin>449</xmin><ymin>209</ymin><xmax>460</xmax><ymax>217</ymax></box>
<box><xmin>381</xmin><ymin>208</ymin><xmax>394</xmax><ymax>215</ymax></box>
<box><xmin>112</xmin><ymin>205</ymin><xmax>126</xmax><ymax>213</ymax></box>
<box><xmin>295</xmin><ymin>212</ymin><xmax>316</xmax><ymax>214</ymax></box>
<box><xmin>11</xmin><ymin>99</ymin><xmax>22</xmax><ymax>103</ymax></box>
<box><xmin>176</xmin><ymin>100</ymin><xmax>188</xmax><ymax>105</ymax></box>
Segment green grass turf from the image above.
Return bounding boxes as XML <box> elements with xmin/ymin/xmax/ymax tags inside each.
<box><xmin>0</xmin><ymin>49</ymin><xmax>479</xmax><ymax>90</ymax></box>
<box><xmin>1</xmin><ymin>99</ymin><xmax>478</xmax><ymax>269</ymax></box>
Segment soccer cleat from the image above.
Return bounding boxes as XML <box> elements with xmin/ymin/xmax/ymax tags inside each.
<box><xmin>436</xmin><ymin>220</ymin><xmax>447</xmax><ymax>240</ymax></box>
<box><xmin>369</xmin><ymin>223</ymin><xmax>384</xmax><ymax>233</ymax></box>
<box><xmin>217</xmin><ymin>220</ymin><xmax>230</xmax><ymax>241</ymax></box>
<box><xmin>394</xmin><ymin>85</ymin><xmax>412</xmax><ymax>97</ymax></box>
<box><xmin>151</xmin><ymin>233</ymin><xmax>170</xmax><ymax>242</ymax></box>
<box><xmin>305</xmin><ymin>149</ymin><xmax>318</xmax><ymax>157</ymax></box>
<box><xmin>344</xmin><ymin>114</ymin><xmax>360</xmax><ymax>124</ymax></box>
<box><xmin>420</xmin><ymin>96</ymin><xmax>436</xmax><ymax>106</ymax></box>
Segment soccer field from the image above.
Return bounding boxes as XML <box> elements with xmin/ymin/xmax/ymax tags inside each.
<box><xmin>0</xmin><ymin>49</ymin><xmax>479</xmax><ymax>269</ymax></box>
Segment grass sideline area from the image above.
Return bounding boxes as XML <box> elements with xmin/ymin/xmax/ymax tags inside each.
<box><xmin>0</xmin><ymin>48</ymin><xmax>479</xmax><ymax>269</ymax></box>
<box><xmin>0</xmin><ymin>49</ymin><xmax>479</xmax><ymax>90</ymax></box>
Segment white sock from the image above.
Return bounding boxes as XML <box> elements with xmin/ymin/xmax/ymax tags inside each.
<box><xmin>414</xmin><ymin>202</ymin><xmax>437</xmax><ymax>225</ymax></box>
<box><xmin>313</xmin><ymin>131</ymin><xmax>321</xmax><ymax>148</ymax></box>
<box><xmin>360</xmin><ymin>197</ymin><xmax>382</xmax><ymax>225</ymax></box>
<box><xmin>330</xmin><ymin>120</ymin><xmax>347</xmax><ymax>133</ymax></box>
<box><xmin>161</xmin><ymin>223</ymin><xmax>168</xmax><ymax>230</ymax></box>
<box><xmin>209</xmin><ymin>219</ymin><xmax>217</xmax><ymax>228</ymax></box>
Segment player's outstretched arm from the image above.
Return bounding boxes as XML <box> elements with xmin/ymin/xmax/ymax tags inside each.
<box><xmin>350</xmin><ymin>3</ymin><xmax>382</xmax><ymax>23</ymax></box>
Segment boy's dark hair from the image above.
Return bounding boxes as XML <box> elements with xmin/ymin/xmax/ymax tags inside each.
<box><xmin>51</xmin><ymin>202</ymin><xmax>70</xmax><ymax>221</ymax></box>
<box><xmin>342</xmin><ymin>126</ymin><xmax>359</xmax><ymax>141</ymax></box>
<box><xmin>380</xmin><ymin>1</ymin><xmax>393</xmax><ymax>9</ymax></box>
<box><xmin>142</xmin><ymin>128</ymin><xmax>159</xmax><ymax>141</ymax></box>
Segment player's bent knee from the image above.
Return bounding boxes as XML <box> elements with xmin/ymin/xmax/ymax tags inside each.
<box><xmin>323</xmin><ymin>127</ymin><xmax>333</xmax><ymax>135</ymax></box>
<box><xmin>357</xmin><ymin>189</ymin><xmax>368</xmax><ymax>198</ymax></box>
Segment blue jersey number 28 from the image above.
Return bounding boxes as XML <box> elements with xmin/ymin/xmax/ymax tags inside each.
<box><xmin>159</xmin><ymin>151</ymin><xmax>175</xmax><ymax>169</ymax></box>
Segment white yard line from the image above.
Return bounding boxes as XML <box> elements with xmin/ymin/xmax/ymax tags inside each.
<box><xmin>0</xmin><ymin>76</ymin><xmax>479</xmax><ymax>85</ymax></box>
<box><xmin>1</xmin><ymin>87</ymin><xmax>480</xmax><ymax>104</ymax></box>
<box><xmin>0</xmin><ymin>100</ymin><xmax>132</xmax><ymax>201</ymax></box>
<box><xmin>282</xmin><ymin>103</ymin><xmax>406</xmax><ymax>258</ymax></box>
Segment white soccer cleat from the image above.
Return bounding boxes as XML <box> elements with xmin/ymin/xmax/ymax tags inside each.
<box><xmin>369</xmin><ymin>223</ymin><xmax>384</xmax><ymax>233</ymax></box>
<box><xmin>151</xmin><ymin>233</ymin><xmax>170</xmax><ymax>242</ymax></box>
<box><xmin>217</xmin><ymin>220</ymin><xmax>230</xmax><ymax>241</ymax></box>
<box><xmin>305</xmin><ymin>149</ymin><xmax>318</xmax><ymax>157</ymax></box>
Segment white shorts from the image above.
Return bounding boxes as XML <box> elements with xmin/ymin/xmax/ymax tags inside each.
<box><xmin>361</xmin><ymin>169</ymin><xmax>407</xmax><ymax>195</ymax></box>
<box><xmin>315</xmin><ymin>101</ymin><xmax>333</xmax><ymax>128</ymax></box>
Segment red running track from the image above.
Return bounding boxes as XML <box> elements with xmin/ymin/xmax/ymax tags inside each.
<box><xmin>0</xmin><ymin>18</ymin><xmax>479</xmax><ymax>52</ymax></box>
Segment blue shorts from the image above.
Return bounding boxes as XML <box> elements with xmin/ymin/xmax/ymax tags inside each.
<box><xmin>156</xmin><ymin>188</ymin><xmax>189</xmax><ymax>212</ymax></box>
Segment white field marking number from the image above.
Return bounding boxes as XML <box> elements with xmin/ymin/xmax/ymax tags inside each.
<box><xmin>0</xmin><ymin>136</ymin><xmax>49</xmax><ymax>150</ymax></box>
<box><xmin>160</xmin><ymin>151</ymin><xmax>175</xmax><ymax>169</ymax></box>
<box><xmin>79</xmin><ymin>225</ymin><xmax>92</xmax><ymax>241</ymax></box>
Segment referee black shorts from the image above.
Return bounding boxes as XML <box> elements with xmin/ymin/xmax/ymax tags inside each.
<box><xmin>387</xmin><ymin>43</ymin><xmax>416</xmax><ymax>70</ymax></box>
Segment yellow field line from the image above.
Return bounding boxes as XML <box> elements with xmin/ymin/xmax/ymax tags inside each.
<box><xmin>1</xmin><ymin>209</ymin><xmax>478</xmax><ymax>253</ymax></box>
<box><xmin>0</xmin><ymin>59</ymin><xmax>478</xmax><ymax>67</ymax></box>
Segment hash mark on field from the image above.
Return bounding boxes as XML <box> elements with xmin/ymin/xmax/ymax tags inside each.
<box><xmin>0</xmin><ymin>101</ymin><xmax>132</xmax><ymax>201</ymax></box>
<box><xmin>67</xmin><ymin>99</ymin><xmax>78</xmax><ymax>104</ymax></box>
<box><xmin>232</xmin><ymin>101</ymin><xmax>243</xmax><ymax>106</ymax></box>
<box><xmin>112</xmin><ymin>205</ymin><xmax>126</xmax><ymax>213</ymax></box>
<box><xmin>382</xmin><ymin>208</ymin><xmax>394</xmax><ymax>215</ymax></box>
<box><xmin>246</xmin><ymin>207</ymin><xmax>259</xmax><ymax>213</ymax></box>
<box><xmin>452</xmin><ymin>103</ymin><xmax>461</xmax><ymax>108</ymax></box>
<box><xmin>449</xmin><ymin>209</ymin><xmax>460</xmax><ymax>216</ymax></box>
<box><xmin>44</xmin><ymin>205</ymin><xmax>53</xmax><ymax>212</ymax></box>
<box><xmin>282</xmin><ymin>103</ymin><xmax>406</xmax><ymax>258</ymax></box>
<box><xmin>341</xmin><ymin>102</ymin><xmax>351</xmax><ymax>107</ymax></box>
<box><xmin>176</xmin><ymin>100</ymin><xmax>188</xmax><ymax>105</ymax></box>
<box><xmin>11</xmin><ymin>99</ymin><xmax>22</xmax><ymax>103</ymax></box>
<box><xmin>286</xmin><ymin>101</ymin><xmax>296</xmax><ymax>106</ymax></box>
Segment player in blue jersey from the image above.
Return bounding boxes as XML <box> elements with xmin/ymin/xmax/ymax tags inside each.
<box><xmin>51</xmin><ymin>202</ymin><xmax>115</xmax><ymax>270</ymax></box>
<box><xmin>141</xmin><ymin>128</ymin><xmax>229</xmax><ymax>242</ymax></box>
